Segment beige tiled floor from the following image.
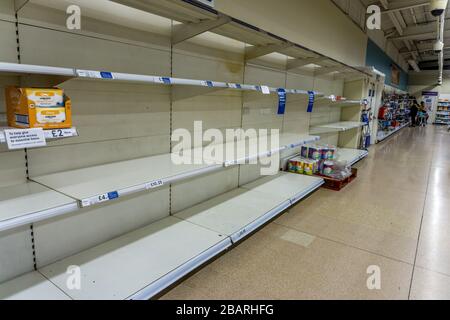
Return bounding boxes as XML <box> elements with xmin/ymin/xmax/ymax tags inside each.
<box><xmin>162</xmin><ymin>126</ymin><xmax>450</xmax><ymax>300</ymax></box>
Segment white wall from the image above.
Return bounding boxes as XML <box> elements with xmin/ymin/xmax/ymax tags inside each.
<box><xmin>409</xmin><ymin>71</ymin><xmax>445</xmax><ymax>97</ymax></box>
<box><xmin>332</xmin><ymin>0</ymin><xmax>409</xmax><ymax>72</ymax></box>
<box><xmin>216</xmin><ymin>0</ymin><xmax>368</xmax><ymax>67</ymax></box>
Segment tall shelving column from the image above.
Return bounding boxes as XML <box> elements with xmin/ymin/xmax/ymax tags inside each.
<box><xmin>338</xmin><ymin>79</ymin><xmax>366</xmax><ymax>149</ymax></box>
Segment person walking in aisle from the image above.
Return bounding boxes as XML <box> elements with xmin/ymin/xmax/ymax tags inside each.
<box><xmin>420</xmin><ymin>101</ymin><xmax>429</xmax><ymax>124</ymax></box>
<box><xmin>417</xmin><ymin>102</ymin><xmax>428</xmax><ymax>127</ymax></box>
<box><xmin>410</xmin><ymin>99</ymin><xmax>419</xmax><ymax>127</ymax></box>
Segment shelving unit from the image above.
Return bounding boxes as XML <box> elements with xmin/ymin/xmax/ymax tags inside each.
<box><xmin>0</xmin><ymin>0</ymin><xmax>373</xmax><ymax>300</ymax></box>
<box><xmin>0</xmin><ymin>173</ymin><xmax>323</xmax><ymax>300</ymax></box>
<box><xmin>309</xmin><ymin>121</ymin><xmax>366</xmax><ymax>134</ymax></box>
<box><xmin>375</xmin><ymin>90</ymin><xmax>410</xmax><ymax>144</ymax></box>
<box><xmin>435</xmin><ymin>100</ymin><xmax>450</xmax><ymax>125</ymax></box>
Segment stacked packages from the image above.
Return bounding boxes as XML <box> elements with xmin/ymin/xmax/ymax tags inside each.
<box><xmin>288</xmin><ymin>144</ymin><xmax>337</xmax><ymax>176</ymax></box>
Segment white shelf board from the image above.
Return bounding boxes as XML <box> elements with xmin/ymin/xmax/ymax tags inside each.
<box><xmin>0</xmin><ymin>62</ymin><xmax>75</xmax><ymax>77</ymax></box>
<box><xmin>0</xmin><ymin>182</ymin><xmax>78</xmax><ymax>232</ymax></box>
<box><xmin>376</xmin><ymin>122</ymin><xmax>409</xmax><ymax>143</ymax></box>
<box><xmin>0</xmin><ymin>126</ymin><xmax>79</xmax><ymax>145</ymax></box>
<box><xmin>32</xmin><ymin>153</ymin><xmax>222</xmax><ymax>208</ymax></box>
<box><xmin>241</xmin><ymin>172</ymin><xmax>324</xmax><ymax>204</ymax></box>
<box><xmin>310</xmin><ymin>121</ymin><xmax>366</xmax><ymax>134</ymax></box>
<box><xmin>0</xmin><ymin>61</ymin><xmax>324</xmax><ymax>97</ymax></box>
<box><xmin>0</xmin><ymin>272</ymin><xmax>69</xmax><ymax>300</ymax></box>
<box><xmin>175</xmin><ymin>173</ymin><xmax>323</xmax><ymax>243</ymax></box>
<box><xmin>175</xmin><ymin>188</ymin><xmax>291</xmax><ymax>243</ymax></box>
<box><xmin>278</xmin><ymin>133</ymin><xmax>320</xmax><ymax>150</ymax></box>
<box><xmin>208</xmin><ymin>133</ymin><xmax>319</xmax><ymax>166</ymax></box>
<box><xmin>315</xmin><ymin>97</ymin><xmax>362</xmax><ymax>107</ymax></box>
<box><xmin>335</xmin><ymin>148</ymin><xmax>369</xmax><ymax>166</ymax></box>
<box><xmin>32</xmin><ymin>134</ymin><xmax>319</xmax><ymax>208</ymax></box>
<box><xmin>38</xmin><ymin>216</ymin><xmax>231</xmax><ymax>300</ymax></box>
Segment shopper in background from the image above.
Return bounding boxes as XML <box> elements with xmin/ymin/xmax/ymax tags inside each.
<box><xmin>417</xmin><ymin>101</ymin><xmax>428</xmax><ymax>127</ymax></box>
<box><xmin>410</xmin><ymin>99</ymin><xmax>419</xmax><ymax>127</ymax></box>
<box><xmin>420</xmin><ymin>101</ymin><xmax>429</xmax><ymax>123</ymax></box>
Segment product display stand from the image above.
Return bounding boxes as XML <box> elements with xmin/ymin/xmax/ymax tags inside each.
<box><xmin>375</xmin><ymin>89</ymin><xmax>410</xmax><ymax>143</ymax></box>
<box><xmin>435</xmin><ymin>99</ymin><xmax>450</xmax><ymax>125</ymax></box>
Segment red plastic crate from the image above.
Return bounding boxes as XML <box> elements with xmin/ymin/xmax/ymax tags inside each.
<box><xmin>314</xmin><ymin>168</ymin><xmax>358</xmax><ymax>191</ymax></box>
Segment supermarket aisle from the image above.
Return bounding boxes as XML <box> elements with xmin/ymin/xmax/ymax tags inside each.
<box><xmin>162</xmin><ymin>126</ymin><xmax>450</xmax><ymax>300</ymax></box>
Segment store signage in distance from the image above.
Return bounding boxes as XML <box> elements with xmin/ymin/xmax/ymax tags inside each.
<box><xmin>4</xmin><ymin>128</ymin><xmax>47</xmax><ymax>150</ymax></box>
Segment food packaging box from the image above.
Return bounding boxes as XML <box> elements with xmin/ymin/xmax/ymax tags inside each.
<box><xmin>323</xmin><ymin>161</ymin><xmax>335</xmax><ymax>176</ymax></box>
<box><xmin>288</xmin><ymin>157</ymin><xmax>304</xmax><ymax>174</ymax></box>
<box><xmin>308</xmin><ymin>146</ymin><xmax>322</xmax><ymax>160</ymax></box>
<box><xmin>300</xmin><ymin>145</ymin><xmax>309</xmax><ymax>158</ymax></box>
<box><xmin>5</xmin><ymin>87</ymin><xmax>72</xmax><ymax>129</ymax></box>
<box><xmin>321</xmin><ymin>145</ymin><xmax>337</xmax><ymax>160</ymax></box>
<box><xmin>317</xmin><ymin>159</ymin><xmax>325</xmax><ymax>173</ymax></box>
<box><xmin>303</xmin><ymin>160</ymin><xmax>314</xmax><ymax>176</ymax></box>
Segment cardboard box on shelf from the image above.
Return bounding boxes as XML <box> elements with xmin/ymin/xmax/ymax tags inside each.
<box><xmin>5</xmin><ymin>87</ymin><xmax>72</xmax><ymax>129</ymax></box>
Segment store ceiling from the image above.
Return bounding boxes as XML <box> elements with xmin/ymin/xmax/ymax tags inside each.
<box><xmin>333</xmin><ymin>0</ymin><xmax>450</xmax><ymax>71</ymax></box>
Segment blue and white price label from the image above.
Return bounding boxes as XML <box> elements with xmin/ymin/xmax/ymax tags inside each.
<box><xmin>146</xmin><ymin>179</ymin><xmax>164</xmax><ymax>190</ymax></box>
<box><xmin>76</xmin><ymin>70</ymin><xmax>115</xmax><ymax>79</ymax></box>
<box><xmin>100</xmin><ymin>72</ymin><xmax>114</xmax><ymax>79</ymax></box>
<box><xmin>156</xmin><ymin>77</ymin><xmax>172</xmax><ymax>84</ymax></box>
<box><xmin>201</xmin><ymin>81</ymin><xmax>214</xmax><ymax>87</ymax></box>
<box><xmin>82</xmin><ymin>191</ymin><xmax>119</xmax><ymax>207</ymax></box>
<box><xmin>228</xmin><ymin>83</ymin><xmax>242</xmax><ymax>89</ymax></box>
